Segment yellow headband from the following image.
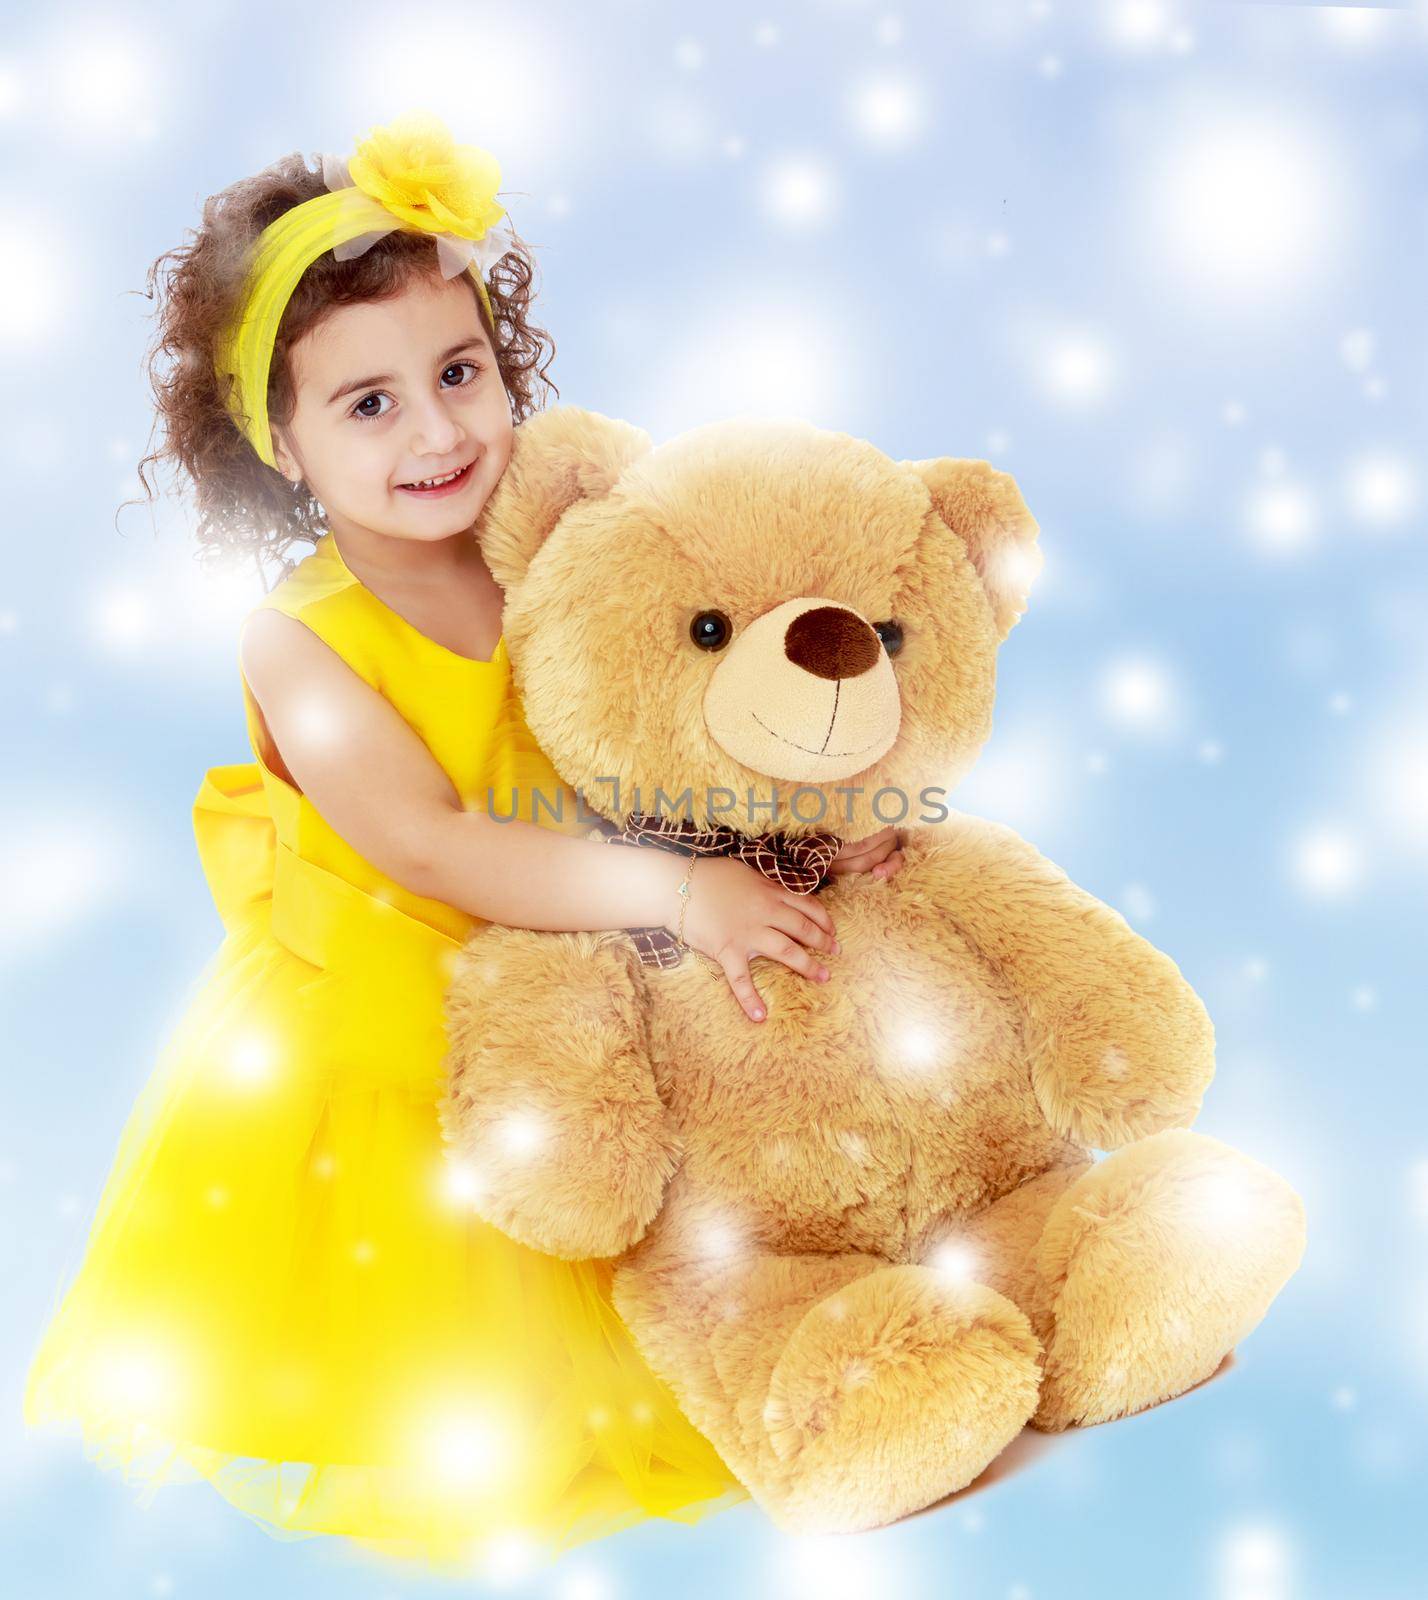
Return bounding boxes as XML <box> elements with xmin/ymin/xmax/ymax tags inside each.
<box><xmin>215</xmin><ymin>112</ymin><xmax>510</xmax><ymax>471</ymax></box>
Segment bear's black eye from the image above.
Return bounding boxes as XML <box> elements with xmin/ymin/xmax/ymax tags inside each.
<box><xmin>873</xmin><ymin>619</ymin><xmax>904</xmax><ymax>657</ymax></box>
<box><xmin>690</xmin><ymin>609</ymin><xmax>733</xmax><ymax>651</ymax></box>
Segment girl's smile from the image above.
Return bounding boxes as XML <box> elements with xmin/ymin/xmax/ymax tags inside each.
<box><xmin>396</xmin><ymin>457</ymin><xmax>480</xmax><ymax>497</ymax></box>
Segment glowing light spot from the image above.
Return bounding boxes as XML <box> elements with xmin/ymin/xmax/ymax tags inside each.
<box><xmin>1326</xmin><ymin>691</ymin><xmax>1352</xmax><ymax>716</ymax></box>
<box><xmin>558</xmin><ymin>1567</ymin><xmax>615</xmax><ymax>1600</ymax></box>
<box><xmin>874</xmin><ymin>17</ymin><xmax>903</xmax><ymax>47</ymax></box>
<box><xmin>1350</xmin><ymin>985</ymin><xmax>1377</xmax><ymax>1012</ymax></box>
<box><xmin>1218</xmin><ymin>1521</ymin><xmax>1292</xmax><ymax>1600</ymax></box>
<box><xmin>848</xmin><ymin>75</ymin><xmax>925</xmax><ymax>149</ymax></box>
<box><xmin>954</xmin><ymin>718</ymin><xmax>1071</xmax><ymax>834</ymax></box>
<box><xmin>205</xmin><ymin>1185</ymin><xmax>229</xmax><ymax>1209</ymax></box>
<box><xmin>1318</xmin><ymin>6</ymin><xmax>1390</xmax><ymax>46</ymax></box>
<box><xmin>54</xmin><ymin>31</ymin><xmax>157</xmax><ymax>133</ymax></box>
<box><xmin>778</xmin><ymin>1530</ymin><xmax>894</xmax><ymax>1600</ymax></box>
<box><xmin>1099</xmin><ymin>656</ymin><xmax>1175</xmax><ymax>732</ymax></box>
<box><xmin>351</xmin><ymin>1239</ymin><xmax>376</xmax><ymax>1266</ymax></box>
<box><xmin>0</xmin><ymin>812</ymin><xmax>127</xmax><ymax>955</ymax></box>
<box><xmin>90</xmin><ymin>1340</ymin><xmax>174</xmax><ymax>1417</ymax></box>
<box><xmin>1189</xmin><ymin>1168</ymin><xmax>1259</xmax><ymax>1232</ymax></box>
<box><xmin>760</xmin><ymin>156</ymin><xmax>838</xmax><ymax>228</ymax></box>
<box><xmin>497</xmin><ymin>1111</ymin><xmax>549</xmax><ymax>1158</ymax></box>
<box><xmin>897</xmin><ymin>1022</ymin><xmax>942</xmax><ymax>1071</ymax></box>
<box><xmin>1242</xmin><ymin>957</ymin><xmax>1268</xmax><ymax>984</ymax></box>
<box><xmin>289</xmin><ymin>688</ymin><xmax>352</xmax><ymax>751</ymax></box>
<box><xmin>1119</xmin><ymin>883</ymin><xmax>1156</xmax><ymax>923</ymax></box>
<box><xmin>1142</xmin><ymin>104</ymin><xmax>1347</xmax><ymax>306</ymax></box>
<box><xmin>1103</xmin><ymin>1</ymin><xmax>1175</xmax><ymax>51</ymax></box>
<box><xmin>227</xmin><ymin>1033</ymin><xmax>275</xmax><ymax>1087</ymax></box>
<box><xmin>1289</xmin><ymin>825</ymin><xmax>1364</xmax><ymax>898</ymax></box>
<box><xmin>1409</xmin><ymin>1159</ymin><xmax>1428</xmax><ymax>1225</ymax></box>
<box><xmin>694</xmin><ymin>1212</ymin><xmax>746</xmax><ymax>1261</ymax></box>
<box><xmin>835</xmin><ymin>1128</ymin><xmax>870</xmax><ymax>1164</ymax></box>
<box><xmin>1344</xmin><ymin>451</ymin><xmax>1417</xmax><ymax>527</ymax></box>
<box><xmin>1040</xmin><ymin>333</ymin><xmax>1114</xmax><ymax>406</ymax></box>
<box><xmin>753</xmin><ymin>21</ymin><xmax>780</xmax><ymax>48</ymax></box>
<box><xmin>673</xmin><ymin>36</ymin><xmax>704</xmax><ymax>71</ymax></box>
<box><xmin>426</xmin><ymin>1413</ymin><xmax>504</xmax><ymax>1488</ymax></box>
<box><xmin>1038</xmin><ymin>52</ymin><xmax>1064</xmax><ymax>78</ymax></box>
<box><xmin>477</xmin><ymin>1530</ymin><xmax>540</xmax><ymax>1586</ymax></box>
<box><xmin>442</xmin><ymin>1158</ymin><xmax>488</xmax><ymax>1205</ymax></box>
<box><xmin>587</xmin><ymin>1405</ymin><xmax>611</xmax><ymax>1430</ymax></box>
<box><xmin>984</xmin><ymin>540</ymin><xmax>1044</xmax><ymax>608</ymax></box>
<box><xmin>0</xmin><ymin>219</ymin><xmax>70</xmax><ymax>347</ymax></box>
<box><xmin>929</xmin><ymin>1241</ymin><xmax>979</xmax><ymax>1281</ymax></box>
<box><xmin>1330</xmin><ymin>1385</ymin><xmax>1357</xmax><ymax>1411</ymax></box>
<box><xmin>1368</xmin><ymin>728</ymin><xmax>1428</xmax><ymax>849</ymax></box>
<box><xmin>1199</xmin><ymin>740</ymin><xmax>1225</xmax><ymax>765</ymax></box>
<box><xmin>647</xmin><ymin>297</ymin><xmax>860</xmax><ymax>432</ymax></box>
<box><xmin>92</xmin><ymin>588</ymin><xmax>150</xmax><ymax>650</ymax></box>
<box><xmin>1100</xmin><ymin>1045</ymin><xmax>1133</xmax><ymax>1081</ymax></box>
<box><xmin>1244</xmin><ymin>480</ymin><xmax>1318</xmax><ymax>554</ymax></box>
<box><xmin>1339</xmin><ymin>328</ymin><xmax>1375</xmax><ymax>373</ymax></box>
<box><xmin>312</xmin><ymin>1153</ymin><xmax>337</xmax><ymax>1180</ymax></box>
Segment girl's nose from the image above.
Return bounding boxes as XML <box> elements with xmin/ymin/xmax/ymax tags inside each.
<box><xmin>408</xmin><ymin>397</ymin><xmax>463</xmax><ymax>456</ymax></box>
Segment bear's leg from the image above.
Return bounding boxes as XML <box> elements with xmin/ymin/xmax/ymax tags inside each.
<box><xmin>1023</xmin><ymin>1129</ymin><xmax>1306</xmax><ymax>1431</ymax></box>
<box><xmin>613</xmin><ymin>1253</ymin><xmax>1041</xmax><ymax>1534</ymax></box>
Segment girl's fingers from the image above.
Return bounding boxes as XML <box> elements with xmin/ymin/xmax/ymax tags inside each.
<box><xmin>836</xmin><ymin>825</ymin><xmax>896</xmax><ymax>858</ymax></box>
<box><xmin>871</xmin><ymin>848</ymin><xmax>906</xmax><ymax>881</ymax></box>
<box><xmin>785</xmin><ymin>892</ymin><xmax>837</xmax><ymax>942</ymax></box>
<box><xmin>718</xmin><ymin>950</ymin><xmax>767</xmax><ymax>1022</ymax></box>
<box><xmin>755</xmin><ymin>930</ymin><xmax>830</xmax><ymax>985</ymax></box>
<box><xmin>770</xmin><ymin>903</ymin><xmax>839</xmax><ymax>955</ymax></box>
<box><xmin>828</xmin><ymin>849</ymin><xmax>880</xmax><ymax>875</ymax></box>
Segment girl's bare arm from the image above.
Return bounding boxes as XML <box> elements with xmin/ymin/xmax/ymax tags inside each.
<box><xmin>240</xmin><ymin>610</ymin><xmax>837</xmax><ymax>1016</ymax></box>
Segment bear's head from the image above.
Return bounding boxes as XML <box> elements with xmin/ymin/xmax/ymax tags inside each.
<box><xmin>477</xmin><ymin>407</ymin><xmax>1041</xmax><ymax>841</ymax></box>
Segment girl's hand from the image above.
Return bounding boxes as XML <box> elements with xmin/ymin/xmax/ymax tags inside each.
<box><xmin>669</xmin><ymin>856</ymin><xmax>840</xmax><ymax>1024</ymax></box>
<box><xmin>827</xmin><ymin>826</ymin><xmax>905</xmax><ymax>881</ymax></box>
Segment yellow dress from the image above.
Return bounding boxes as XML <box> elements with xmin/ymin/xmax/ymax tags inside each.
<box><xmin>23</xmin><ymin>532</ymin><xmax>746</xmax><ymax>1572</ymax></box>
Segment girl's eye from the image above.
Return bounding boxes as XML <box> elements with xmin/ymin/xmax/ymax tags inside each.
<box><xmin>352</xmin><ymin>392</ymin><xmax>391</xmax><ymax>421</ymax></box>
<box><xmin>349</xmin><ymin>361</ymin><xmax>485</xmax><ymax>422</ymax></box>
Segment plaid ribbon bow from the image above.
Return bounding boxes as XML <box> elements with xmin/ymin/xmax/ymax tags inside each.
<box><xmin>596</xmin><ymin>812</ymin><xmax>843</xmax><ymax>969</ymax></box>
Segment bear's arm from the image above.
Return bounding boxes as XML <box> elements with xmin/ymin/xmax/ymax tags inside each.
<box><xmin>439</xmin><ymin>925</ymin><xmax>683</xmax><ymax>1259</ymax></box>
<box><xmin>913</xmin><ymin>816</ymin><xmax>1215</xmax><ymax>1149</ymax></box>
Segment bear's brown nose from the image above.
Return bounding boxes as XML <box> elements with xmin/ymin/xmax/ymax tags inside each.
<box><xmin>783</xmin><ymin>606</ymin><xmax>881</xmax><ymax>681</ymax></box>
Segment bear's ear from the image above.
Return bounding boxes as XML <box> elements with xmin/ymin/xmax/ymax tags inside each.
<box><xmin>477</xmin><ymin>406</ymin><xmax>654</xmax><ymax>590</ymax></box>
<box><xmin>902</xmin><ymin>457</ymin><xmax>1043</xmax><ymax>640</ymax></box>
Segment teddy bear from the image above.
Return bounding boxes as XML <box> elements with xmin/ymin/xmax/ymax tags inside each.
<box><xmin>439</xmin><ymin>405</ymin><xmax>1307</xmax><ymax>1535</ymax></box>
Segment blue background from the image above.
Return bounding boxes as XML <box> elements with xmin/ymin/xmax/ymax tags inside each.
<box><xmin>3</xmin><ymin>2</ymin><xmax>1425</xmax><ymax>1596</ymax></box>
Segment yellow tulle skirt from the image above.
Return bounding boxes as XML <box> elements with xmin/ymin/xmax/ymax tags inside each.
<box><xmin>23</xmin><ymin>904</ymin><xmax>746</xmax><ymax>1574</ymax></box>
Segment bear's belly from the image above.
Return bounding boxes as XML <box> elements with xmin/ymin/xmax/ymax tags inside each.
<box><xmin>643</xmin><ymin>869</ymin><xmax>1084</xmax><ymax>1262</ymax></box>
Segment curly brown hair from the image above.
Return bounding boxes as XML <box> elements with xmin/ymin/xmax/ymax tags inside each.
<box><xmin>129</xmin><ymin>150</ymin><xmax>559</xmax><ymax>583</ymax></box>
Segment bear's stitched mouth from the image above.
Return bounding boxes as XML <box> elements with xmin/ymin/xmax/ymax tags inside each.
<box><xmin>748</xmin><ymin>709</ymin><xmax>883</xmax><ymax>761</ymax></box>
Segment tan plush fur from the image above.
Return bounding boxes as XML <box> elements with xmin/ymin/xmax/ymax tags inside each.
<box><xmin>440</xmin><ymin>407</ymin><xmax>1307</xmax><ymax>1534</ymax></box>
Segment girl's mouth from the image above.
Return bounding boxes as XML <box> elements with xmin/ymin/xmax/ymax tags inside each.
<box><xmin>397</xmin><ymin>460</ymin><xmax>477</xmax><ymax>498</ymax></box>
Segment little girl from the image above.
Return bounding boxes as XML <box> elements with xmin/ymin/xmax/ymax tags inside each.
<box><xmin>23</xmin><ymin>114</ymin><xmax>903</xmax><ymax>1573</ymax></box>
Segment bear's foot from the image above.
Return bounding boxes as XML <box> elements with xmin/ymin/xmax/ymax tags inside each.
<box><xmin>757</xmin><ymin>1264</ymin><xmax>1041</xmax><ymax>1533</ymax></box>
<box><xmin>1030</xmin><ymin>1129</ymin><xmax>1306</xmax><ymax>1431</ymax></box>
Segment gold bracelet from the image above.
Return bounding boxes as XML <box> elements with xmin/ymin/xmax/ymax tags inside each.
<box><xmin>674</xmin><ymin>854</ymin><xmax>697</xmax><ymax>945</ymax></box>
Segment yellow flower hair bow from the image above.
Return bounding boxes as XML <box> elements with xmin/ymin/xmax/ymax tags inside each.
<box><xmin>216</xmin><ymin>112</ymin><xmax>513</xmax><ymax>471</ymax></box>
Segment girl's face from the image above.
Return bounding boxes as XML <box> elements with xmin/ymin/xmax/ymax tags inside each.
<box><xmin>270</xmin><ymin>269</ymin><xmax>512</xmax><ymax>547</ymax></box>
